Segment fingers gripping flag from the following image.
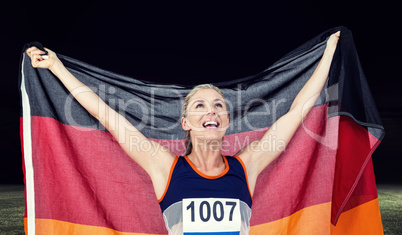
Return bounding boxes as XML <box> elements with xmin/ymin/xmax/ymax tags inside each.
<box><xmin>19</xmin><ymin>26</ymin><xmax>384</xmax><ymax>234</ymax></box>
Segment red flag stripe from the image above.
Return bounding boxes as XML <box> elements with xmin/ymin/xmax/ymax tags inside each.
<box><xmin>331</xmin><ymin>115</ymin><xmax>381</xmax><ymax>224</ymax></box>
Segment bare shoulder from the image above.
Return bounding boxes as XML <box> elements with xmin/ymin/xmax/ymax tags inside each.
<box><xmin>235</xmin><ymin>140</ymin><xmax>260</xmax><ymax>171</ymax></box>
<box><xmin>148</xmin><ymin>140</ymin><xmax>177</xmax><ymax>170</ymax></box>
<box><xmin>147</xmin><ymin>140</ymin><xmax>177</xmax><ymax>200</ymax></box>
<box><xmin>124</xmin><ymin>138</ymin><xmax>176</xmax><ymax>179</ymax></box>
<box><xmin>235</xmin><ymin>141</ymin><xmax>263</xmax><ymax>196</ymax></box>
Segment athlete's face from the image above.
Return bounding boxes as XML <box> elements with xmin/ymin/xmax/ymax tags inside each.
<box><xmin>181</xmin><ymin>89</ymin><xmax>229</xmax><ymax>142</ymax></box>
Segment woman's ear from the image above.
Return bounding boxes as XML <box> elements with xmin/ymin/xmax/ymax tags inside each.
<box><xmin>181</xmin><ymin>117</ymin><xmax>191</xmax><ymax>131</ymax></box>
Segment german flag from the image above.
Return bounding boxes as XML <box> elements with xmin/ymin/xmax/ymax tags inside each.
<box><xmin>20</xmin><ymin>26</ymin><xmax>384</xmax><ymax>234</ymax></box>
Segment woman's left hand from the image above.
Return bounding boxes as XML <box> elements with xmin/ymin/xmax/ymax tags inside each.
<box><xmin>326</xmin><ymin>31</ymin><xmax>340</xmax><ymax>54</ymax></box>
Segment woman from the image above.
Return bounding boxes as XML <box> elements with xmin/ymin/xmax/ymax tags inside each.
<box><xmin>26</xmin><ymin>31</ymin><xmax>340</xmax><ymax>234</ymax></box>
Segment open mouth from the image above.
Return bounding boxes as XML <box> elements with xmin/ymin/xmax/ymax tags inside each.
<box><xmin>202</xmin><ymin>120</ymin><xmax>220</xmax><ymax>129</ymax></box>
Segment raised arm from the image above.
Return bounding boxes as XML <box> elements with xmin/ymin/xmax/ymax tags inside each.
<box><xmin>25</xmin><ymin>47</ymin><xmax>175</xmax><ymax>197</ymax></box>
<box><xmin>237</xmin><ymin>32</ymin><xmax>340</xmax><ymax>194</ymax></box>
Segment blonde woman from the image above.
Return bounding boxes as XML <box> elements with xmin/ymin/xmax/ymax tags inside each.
<box><xmin>26</xmin><ymin>31</ymin><xmax>339</xmax><ymax>234</ymax></box>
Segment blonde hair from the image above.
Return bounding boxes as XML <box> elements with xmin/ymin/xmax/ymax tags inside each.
<box><xmin>181</xmin><ymin>84</ymin><xmax>224</xmax><ymax>156</ymax></box>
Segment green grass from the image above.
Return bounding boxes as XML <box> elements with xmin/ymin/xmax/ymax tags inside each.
<box><xmin>0</xmin><ymin>185</ymin><xmax>24</xmax><ymax>235</ymax></box>
<box><xmin>0</xmin><ymin>184</ymin><xmax>401</xmax><ymax>234</ymax></box>
<box><xmin>378</xmin><ymin>185</ymin><xmax>402</xmax><ymax>235</ymax></box>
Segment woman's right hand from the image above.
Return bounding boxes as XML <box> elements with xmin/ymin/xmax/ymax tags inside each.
<box><xmin>25</xmin><ymin>47</ymin><xmax>60</xmax><ymax>70</ymax></box>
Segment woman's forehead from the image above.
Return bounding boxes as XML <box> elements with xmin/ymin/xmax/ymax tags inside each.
<box><xmin>189</xmin><ymin>88</ymin><xmax>224</xmax><ymax>101</ymax></box>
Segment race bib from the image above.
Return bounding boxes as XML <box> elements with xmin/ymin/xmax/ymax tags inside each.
<box><xmin>182</xmin><ymin>198</ymin><xmax>241</xmax><ymax>235</ymax></box>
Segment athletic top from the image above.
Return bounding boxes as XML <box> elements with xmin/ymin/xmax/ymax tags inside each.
<box><xmin>158</xmin><ymin>155</ymin><xmax>253</xmax><ymax>235</ymax></box>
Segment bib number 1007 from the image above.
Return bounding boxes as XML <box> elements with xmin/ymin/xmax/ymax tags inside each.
<box><xmin>182</xmin><ymin>198</ymin><xmax>241</xmax><ymax>233</ymax></box>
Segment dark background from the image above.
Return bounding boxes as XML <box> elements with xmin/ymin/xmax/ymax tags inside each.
<box><xmin>1</xmin><ymin>1</ymin><xmax>401</xmax><ymax>184</ymax></box>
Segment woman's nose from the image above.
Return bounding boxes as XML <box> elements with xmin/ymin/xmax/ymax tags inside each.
<box><xmin>206</xmin><ymin>105</ymin><xmax>216</xmax><ymax>115</ymax></box>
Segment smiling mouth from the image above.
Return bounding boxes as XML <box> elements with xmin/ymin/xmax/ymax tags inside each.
<box><xmin>202</xmin><ymin>120</ymin><xmax>220</xmax><ymax>129</ymax></box>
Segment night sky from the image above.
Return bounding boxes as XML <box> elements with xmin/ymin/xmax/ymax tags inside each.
<box><xmin>1</xmin><ymin>1</ymin><xmax>401</xmax><ymax>184</ymax></box>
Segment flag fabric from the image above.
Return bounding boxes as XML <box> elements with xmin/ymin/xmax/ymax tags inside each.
<box><xmin>19</xmin><ymin>26</ymin><xmax>384</xmax><ymax>234</ymax></box>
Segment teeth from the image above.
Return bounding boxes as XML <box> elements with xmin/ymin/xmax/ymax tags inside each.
<box><xmin>203</xmin><ymin>121</ymin><xmax>218</xmax><ymax>127</ymax></box>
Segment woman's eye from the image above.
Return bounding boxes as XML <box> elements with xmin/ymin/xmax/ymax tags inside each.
<box><xmin>196</xmin><ymin>104</ymin><xmax>204</xmax><ymax>109</ymax></box>
<box><xmin>215</xmin><ymin>103</ymin><xmax>223</xmax><ymax>108</ymax></box>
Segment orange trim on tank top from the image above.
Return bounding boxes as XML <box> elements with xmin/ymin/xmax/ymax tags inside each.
<box><xmin>158</xmin><ymin>156</ymin><xmax>179</xmax><ymax>203</ymax></box>
<box><xmin>233</xmin><ymin>155</ymin><xmax>253</xmax><ymax>200</ymax></box>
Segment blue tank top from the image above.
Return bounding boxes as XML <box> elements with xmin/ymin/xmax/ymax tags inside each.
<box><xmin>159</xmin><ymin>155</ymin><xmax>253</xmax><ymax>235</ymax></box>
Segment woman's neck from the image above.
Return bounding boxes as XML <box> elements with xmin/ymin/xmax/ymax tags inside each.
<box><xmin>187</xmin><ymin>140</ymin><xmax>225</xmax><ymax>175</ymax></box>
